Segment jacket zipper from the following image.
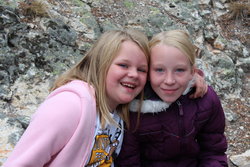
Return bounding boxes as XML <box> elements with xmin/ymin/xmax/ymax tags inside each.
<box><xmin>177</xmin><ymin>100</ymin><xmax>184</xmax><ymax>116</ymax></box>
<box><xmin>177</xmin><ymin>100</ymin><xmax>185</xmax><ymax>153</ymax></box>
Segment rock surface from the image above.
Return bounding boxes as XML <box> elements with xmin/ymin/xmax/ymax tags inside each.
<box><xmin>0</xmin><ymin>0</ymin><xmax>249</xmax><ymax>166</ymax></box>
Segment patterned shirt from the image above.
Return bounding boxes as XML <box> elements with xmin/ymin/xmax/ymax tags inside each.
<box><xmin>86</xmin><ymin>111</ymin><xmax>123</xmax><ymax>167</ymax></box>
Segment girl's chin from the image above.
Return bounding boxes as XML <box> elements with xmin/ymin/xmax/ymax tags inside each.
<box><xmin>163</xmin><ymin>97</ymin><xmax>178</xmax><ymax>103</ymax></box>
<box><xmin>120</xmin><ymin>98</ymin><xmax>134</xmax><ymax>104</ymax></box>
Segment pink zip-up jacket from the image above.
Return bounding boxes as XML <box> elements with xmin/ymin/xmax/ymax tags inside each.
<box><xmin>4</xmin><ymin>80</ymin><xmax>97</xmax><ymax>167</ymax></box>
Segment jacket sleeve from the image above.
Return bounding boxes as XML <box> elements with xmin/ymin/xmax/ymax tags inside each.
<box><xmin>115</xmin><ymin>114</ymin><xmax>141</xmax><ymax>167</ymax></box>
<box><xmin>3</xmin><ymin>91</ymin><xmax>82</xmax><ymax>167</ymax></box>
<box><xmin>197</xmin><ymin>87</ymin><xmax>228</xmax><ymax>167</ymax></box>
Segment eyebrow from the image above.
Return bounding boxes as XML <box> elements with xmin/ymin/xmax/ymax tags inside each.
<box><xmin>119</xmin><ymin>58</ymin><xmax>148</xmax><ymax>66</ymax></box>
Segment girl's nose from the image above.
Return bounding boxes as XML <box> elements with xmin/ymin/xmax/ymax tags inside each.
<box><xmin>128</xmin><ymin>68</ymin><xmax>138</xmax><ymax>78</ymax></box>
<box><xmin>164</xmin><ymin>73</ymin><xmax>176</xmax><ymax>85</ymax></box>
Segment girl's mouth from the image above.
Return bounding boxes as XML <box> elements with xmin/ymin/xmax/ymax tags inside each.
<box><xmin>121</xmin><ymin>82</ymin><xmax>136</xmax><ymax>89</ymax></box>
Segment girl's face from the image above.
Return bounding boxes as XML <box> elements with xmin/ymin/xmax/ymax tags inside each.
<box><xmin>150</xmin><ymin>44</ymin><xmax>194</xmax><ymax>103</ymax></box>
<box><xmin>106</xmin><ymin>41</ymin><xmax>148</xmax><ymax>110</ymax></box>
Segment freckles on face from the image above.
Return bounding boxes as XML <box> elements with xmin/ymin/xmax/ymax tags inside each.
<box><xmin>149</xmin><ymin>44</ymin><xmax>194</xmax><ymax>103</ymax></box>
<box><xmin>105</xmin><ymin>41</ymin><xmax>148</xmax><ymax>110</ymax></box>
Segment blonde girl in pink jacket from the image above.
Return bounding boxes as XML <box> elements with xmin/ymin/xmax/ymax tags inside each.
<box><xmin>4</xmin><ymin>29</ymin><xmax>150</xmax><ymax>167</ymax></box>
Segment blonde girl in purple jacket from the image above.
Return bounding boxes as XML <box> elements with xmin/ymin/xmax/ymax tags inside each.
<box><xmin>4</xmin><ymin>29</ymin><xmax>150</xmax><ymax>167</ymax></box>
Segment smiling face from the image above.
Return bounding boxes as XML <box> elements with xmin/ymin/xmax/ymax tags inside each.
<box><xmin>150</xmin><ymin>44</ymin><xmax>194</xmax><ymax>103</ymax></box>
<box><xmin>106</xmin><ymin>40</ymin><xmax>148</xmax><ymax>110</ymax></box>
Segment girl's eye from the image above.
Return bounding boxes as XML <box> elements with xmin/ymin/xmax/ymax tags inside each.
<box><xmin>138</xmin><ymin>68</ymin><xmax>147</xmax><ymax>73</ymax></box>
<box><xmin>118</xmin><ymin>64</ymin><xmax>128</xmax><ymax>68</ymax></box>
<box><xmin>176</xmin><ymin>68</ymin><xmax>185</xmax><ymax>73</ymax></box>
<box><xmin>155</xmin><ymin>68</ymin><xmax>164</xmax><ymax>72</ymax></box>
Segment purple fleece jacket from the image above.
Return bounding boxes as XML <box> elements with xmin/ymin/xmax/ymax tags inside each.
<box><xmin>115</xmin><ymin>85</ymin><xmax>228</xmax><ymax>167</ymax></box>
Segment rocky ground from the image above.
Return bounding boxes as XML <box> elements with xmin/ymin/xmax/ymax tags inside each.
<box><xmin>0</xmin><ymin>0</ymin><xmax>249</xmax><ymax>166</ymax></box>
<box><xmin>217</xmin><ymin>6</ymin><xmax>250</xmax><ymax>159</ymax></box>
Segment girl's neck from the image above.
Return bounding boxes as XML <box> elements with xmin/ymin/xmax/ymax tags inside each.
<box><xmin>108</xmin><ymin>102</ymin><xmax>118</xmax><ymax>113</ymax></box>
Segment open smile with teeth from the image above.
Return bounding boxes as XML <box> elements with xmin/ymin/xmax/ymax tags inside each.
<box><xmin>121</xmin><ymin>83</ymin><xmax>136</xmax><ymax>89</ymax></box>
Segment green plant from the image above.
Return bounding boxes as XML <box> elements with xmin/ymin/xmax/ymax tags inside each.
<box><xmin>124</xmin><ymin>1</ymin><xmax>134</xmax><ymax>8</ymax></box>
<box><xmin>18</xmin><ymin>0</ymin><xmax>49</xmax><ymax>18</ymax></box>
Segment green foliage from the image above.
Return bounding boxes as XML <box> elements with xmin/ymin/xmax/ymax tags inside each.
<box><xmin>123</xmin><ymin>1</ymin><xmax>134</xmax><ymax>8</ymax></box>
<box><xmin>149</xmin><ymin>7</ymin><xmax>161</xmax><ymax>15</ymax></box>
<box><xmin>0</xmin><ymin>0</ymin><xmax>23</xmax><ymax>8</ymax></box>
<box><xmin>72</xmin><ymin>0</ymin><xmax>85</xmax><ymax>7</ymax></box>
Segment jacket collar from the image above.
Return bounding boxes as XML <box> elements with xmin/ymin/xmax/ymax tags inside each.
<box><xmin>130</xmin><ymin>78</ymin><xmax>195</xmax><ymax>114</ymax></box>
<box><xmin>130</xmin><ymin>99</ymin><xmax>171</xmax><ymax>113</ymax></box>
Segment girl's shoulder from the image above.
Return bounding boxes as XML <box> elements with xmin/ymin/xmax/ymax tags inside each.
<box><xmin>191</xmin><ymin>86</ymin><xmax>222</xmax><ymax>112</ymax></box>
<box><xmin>48</xmin><ymin>80</ymin><xmax>95</xmax><ymax>100</ymax></box>
<box><xmin>200</xmin><ymin>86</ymin><xmax>221</xmax><ymax>103</ymax></box>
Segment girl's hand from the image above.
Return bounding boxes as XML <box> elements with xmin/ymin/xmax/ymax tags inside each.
<box><xmin>190</xmin><ymin>69</ymin><xmax>208</xmax><ymax>98</ymax></box>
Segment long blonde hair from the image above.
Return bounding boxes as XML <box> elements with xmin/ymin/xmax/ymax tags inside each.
<box><xmin>51</xmin><ymin>29</ymin><xmax>150</xmax><ymax>127</ymax></box>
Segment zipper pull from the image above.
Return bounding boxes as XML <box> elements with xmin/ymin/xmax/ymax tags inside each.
<box><xmin>176</xmin><ymin>100</ymin><xmax>184</xmax><ymax>116</ymax></box>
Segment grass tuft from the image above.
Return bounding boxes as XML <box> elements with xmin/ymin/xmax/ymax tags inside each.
<box><xmin>228</xmin><ymin>2</ymin><xmax>250</xmax><ymax>20</ymax></box>
<box><xmin>18</xmin><ymin>0</ymin><xmax>49</xmax><ymax>18</ymax></box>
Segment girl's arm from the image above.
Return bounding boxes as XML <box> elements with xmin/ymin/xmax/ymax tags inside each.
<box><xmin>3</xmin><ymin>91</ymin><xmax>82</xmax><ymax>167</ymax></box>
<box><xmin>197</xmin><ymin>87</ymin><xmax>228</xmax><ymax>167</ymax></box>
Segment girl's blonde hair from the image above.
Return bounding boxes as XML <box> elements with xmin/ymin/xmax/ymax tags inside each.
<box><xmin>149</xmin><ymin>30</ymin><xmax>196</xmax><ymax>66</ymax></box>
<box><xmin>50</xmin><ymin>29</ymin><xmax>150</xmax><ymax>127</ymax></box>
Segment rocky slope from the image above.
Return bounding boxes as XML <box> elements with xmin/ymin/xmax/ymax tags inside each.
<box><xmin>0</xmin><ymin>0</ymin><xmax>249</xmax><ymax>166</ymax></box>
